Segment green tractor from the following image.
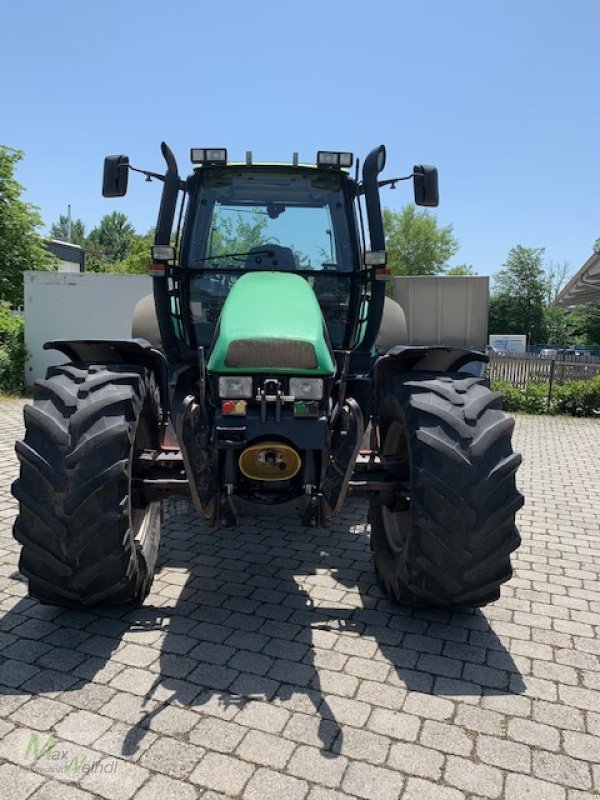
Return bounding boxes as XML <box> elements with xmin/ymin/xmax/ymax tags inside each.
<box><xmin>12</xmin><ymin>143</ymin><xmax>523</xmax><ymax>609</ymax></box>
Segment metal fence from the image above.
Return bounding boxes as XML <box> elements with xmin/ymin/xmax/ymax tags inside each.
<box><xmin>488</xmin><ymin>352</ymin><xmax>600</xmax><ymax>387</ymax></box>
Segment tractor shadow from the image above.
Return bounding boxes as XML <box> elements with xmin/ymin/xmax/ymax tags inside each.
<box><xmin>0</xmin><ymin>499</ymin><xmax>525</xmax><ymax>761</ymax></box>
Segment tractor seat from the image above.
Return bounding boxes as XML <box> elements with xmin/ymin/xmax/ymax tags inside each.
<box><xmin>244</xmin><ymin>244</ymin><xmax>296</xmax><ymax>271</ymax></box>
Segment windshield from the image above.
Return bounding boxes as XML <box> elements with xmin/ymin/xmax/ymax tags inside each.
<box><xmin>183</xmin><ymin>168</ymin><xmax>358</xmax><ymax>349</ymax></box>
<box><xmin>187</xmin><ymin>169</ymin><xmax>356</xmax><ymax>271</ymax></box>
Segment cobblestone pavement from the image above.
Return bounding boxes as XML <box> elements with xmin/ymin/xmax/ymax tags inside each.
<box><xmin>0</xmin><ymin>398</ymin><xmax>599</xmax><ymax>800</ymax></box>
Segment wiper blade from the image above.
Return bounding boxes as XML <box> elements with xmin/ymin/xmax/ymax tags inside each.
<box><xmin>197</xmin><ymin>248</ymin><xmax>275</xmax><ymax>263</ymax></box>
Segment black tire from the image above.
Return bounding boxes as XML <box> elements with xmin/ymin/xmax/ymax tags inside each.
<box><xmin>370</xmin><ymin>372</ymin><xmax>523</xmax><ymax>608</ymax></box>
<box><xmin>12</xmin><ymin>363</ymin><xmax>162</xmax><ymax>607</ymax></box>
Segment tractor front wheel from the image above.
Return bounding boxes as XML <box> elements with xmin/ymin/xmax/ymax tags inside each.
<box><xmin>12</xmin><ymin>363</ymin><xmax>161</xmax><ymax>607</ymax></box>
<box><xmin>370</xmin><ymin>372</ymin><xmax>523</xmax><ymax>608</ymax></box>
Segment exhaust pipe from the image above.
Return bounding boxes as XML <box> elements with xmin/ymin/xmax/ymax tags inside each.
<box><xmin>239</xmin><ymin>442</ymin><xmax>301</xmax><ymax>481</ymax></box>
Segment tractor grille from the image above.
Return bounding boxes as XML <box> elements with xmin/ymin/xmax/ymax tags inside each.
<box><xmin>226</xmin><ymin>338</ymin><xmax>317</xmax><ymax>369</ymax></box>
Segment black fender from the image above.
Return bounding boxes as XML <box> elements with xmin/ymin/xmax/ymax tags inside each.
<box><xmin>373</xmin><ymin>344</ymin><xmax>488</xmax><ymax>387</ymax></box>
<box><xmin>44</xmin><ymin>338</ymin><xmax>169</xmax><ymax>420</ymax></box>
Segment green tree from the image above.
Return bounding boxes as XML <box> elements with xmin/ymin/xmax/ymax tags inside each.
<box><xmin>491</xmin><ymin>246</ymin><xmax>547</xmax><ymax>344</ymax></box>
<box><xmin>566</xmin><ymin>304</ymin><xmax>600</xmax><ymax>346</ymax></box>
<box><xmin>446</xmin><ymin>263</ymin><xmax>477</xmax><ymax>276</ymax></box>
<box><xmin>488</xmin><ymin>293</ymin><xmax>513</xmax><ymax>335</ymax></box>
<box><xmin>87</xmin><ymin>211</ymin><xmax>135</xmax><ymax>270</ymax></box>
<box><xmin>541</xmin><ymin>260</ymin><xmax>572</xmax><ymax>345</ymax></box>
<box><xmin>383</xmin><ymin>204</ymin><xmax>459</xmax><ymax>276</ymax></box>
<box><xmin>0</xmin><ymin>146</ymin><xmax>54</xmax><ymax>307</ymax></box>
<box><xmin>49</xmin><ymin>215</ymin><xmax>86</xmax><ymax>247</ymax></box>
<box><xmin>110</xmin><ymin>229</ymin><xmax>155</xmax><ymax>274</ymax></box>
<box><xmin>209</xmin><ymin>210</ymin><xmax>268</xmax><ymax>258</ymax></box>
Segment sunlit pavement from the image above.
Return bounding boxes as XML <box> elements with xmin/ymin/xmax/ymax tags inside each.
<box><xmin>0</xmin><ymin>398</ymin><xmax>599</xmax><ymax>800</ymax></box>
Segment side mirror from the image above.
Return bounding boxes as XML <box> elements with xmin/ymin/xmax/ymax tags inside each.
<box><xmin>413</xmin><ymin>165</ymin><xmax>439</xmax><ymax>207</ymax></box>
<box><xmin>102</xmin><ymin>155</ymin><xmax>130</xmax><ymax>197</ymax></box>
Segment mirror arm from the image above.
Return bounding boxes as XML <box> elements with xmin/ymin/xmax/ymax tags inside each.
<box><xmin>128</xmin><ymin>165</ymin><xmax>185</xmax><ymax>190</ymax></box>
<box><xmin>377</xmin><ymin>174</ymin><xmax>414</xmax><ymax>190</ymax></box>
<box><xmin>356</xmin><ymin>174</ymin><xmax>414</xmax><ymax>195</ymax></box>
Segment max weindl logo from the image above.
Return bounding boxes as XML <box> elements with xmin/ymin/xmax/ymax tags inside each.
<box><xmin>20</xmin><ymin>731</ymin><xmax>119</xmax><ymax>779</ymax></box>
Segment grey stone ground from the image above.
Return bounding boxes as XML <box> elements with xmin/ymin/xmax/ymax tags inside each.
<box><xmin>0</xmin><ymin>398</ymin><xmax>599</xmax><ymax>800</ymax></box>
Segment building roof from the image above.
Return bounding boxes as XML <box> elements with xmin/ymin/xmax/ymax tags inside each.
<box><xmin>555</xmin><ymin>250</ymin><xmax>600</xmax><ymax>307</ymax></box>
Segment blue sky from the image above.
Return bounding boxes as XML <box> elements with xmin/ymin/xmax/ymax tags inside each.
<box><xmin>2</xmin><ymin>0</ymin><xmax>598</xmax><ymax>281</ymax></box>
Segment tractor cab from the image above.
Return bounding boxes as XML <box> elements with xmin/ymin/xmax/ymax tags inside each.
<box><xmin>179</xmin><ymin>160</ymin><xmax>361</xmax><ymax>352</ymax></box>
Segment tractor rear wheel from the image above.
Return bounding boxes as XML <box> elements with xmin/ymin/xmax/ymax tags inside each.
<box><xmin>370</xmin><ymin>372</ymin><xmax>523</xmax><ymax>608</ymax></box>
<box><xmin>12</xmin><ymin>363</ymin><xmax>161</xmax><ymax>607</ymax></box>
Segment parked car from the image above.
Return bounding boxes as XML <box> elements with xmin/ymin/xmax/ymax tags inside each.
<box><xmin>539</xmin><ymin>348</ymin><xmax>558</xmax><ymax>358</ymax></box>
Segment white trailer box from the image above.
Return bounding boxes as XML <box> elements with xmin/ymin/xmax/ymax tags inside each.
<box><xmin>24</xmin><ymin>271</ymin><xmax>152</xmax><ymax>385</ymax></box>
<box><xmin>392</xmin><ymin>276</ymin><xmax>489</xmax><ymax>350</ymax></box>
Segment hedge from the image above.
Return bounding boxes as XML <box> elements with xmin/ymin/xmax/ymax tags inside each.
<box><xmin>492</xmin><ymin>376</ymin><xmax>600</xmax><ymax>417</ymax></box>
<box><xmin>0</xmin><ymin>304</ymin><xmax>26</xmax><ymax>394</ymax></box>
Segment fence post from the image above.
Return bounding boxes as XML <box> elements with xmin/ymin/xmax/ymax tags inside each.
<box><xmin>547</xmin><ymin>357</ymin><xmax>556</xmax><ymax>410</ymax></box>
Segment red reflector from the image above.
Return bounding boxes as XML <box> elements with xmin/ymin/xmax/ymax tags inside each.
<box><xmin>222</xmin><ymin>400</ymin><xmax>236</xmax><ymax>414</ymax></box>
<box><xmin>375</xmin><ymin>268</ymin><xmax>391</xmax><ymax>281</ymax></box>
<box><xmin>148</xmin><ymin>263</ymin><xmax>166</xmax><ymax>276</ymax></box>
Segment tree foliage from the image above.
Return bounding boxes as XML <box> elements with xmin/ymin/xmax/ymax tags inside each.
<box><xmin>446</xmin><ymin>263</ymin><xmax>477</xmax><ymax>276</ymax></box>
<box><xmin>0</xmin><ymin>146</ymin><xmax>54</xmax><ymax>307</ymax></box>
<box><xmin>86</xmin><ymin>212</ymin><xmax>135</xmax><ymax>270</ymax></box>
<box><xmin>565</xmin><ymin>303</ymin><xmax>600</xmax><ymax>346</ymax></box>
<box><xmin>49</xmin><ymin>215</ymin><xmax>86</xmax><ymax>247</ymax></box>
<box><xmin>111</xmin><ymin>229</ymin><xmax>155</xmax><ymax>274</ymax></box>
<box><xmin>490</xmin><ymin>246</ymin><xmax>547</xmax><ymax>343</ymax></box>
<box><xmin>383</xmin><ymin>205</ymin><xmax>459</xmax><ymax>276</ymax></box>
<box><xmin>210</xmin><ymin>211</ymin><xmax>269</xmax><ymax>258</ymax></box>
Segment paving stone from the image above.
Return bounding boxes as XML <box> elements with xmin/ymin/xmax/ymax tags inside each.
<box><xmin>287</xmin><ymin>744</ymin><xmax>348</xmax><ymax>788</ymax></box>
<box><xmin>93</xmin><ymin>721</ymin><xmax>157</xmax><ymax>763</ymax></box>
<box><xmin>533</xmin><ymin>699</ymin><xmax>586</xmax><ymax>731</ymax></box>
<box><xmin>234</xmin><ymin>698</ymin><xmax>291</xmax><ymax>732</ymax></box>
<box><xmin>236</xmin><ymin>729</ymin><xmax>295</xmax><ymax>768</ymax></box>
<box><xmin>454</xmin><ymin>704</ymin><xmax>505</xmax><ymax>736</ymax></box>
<box><xmin>477</xmin><ymin>733</ymin><xmax>532</xmax><ymax>773</ymax></box>
<box><xmin>387</xmin><ymin>740</ymin><xmax>444</xmax><ymax>780</ymax></box>
<box><xmin>9</xmin><ymin>696</ymin><xmax>71</xmax><ymax>730</ymax></box>
<box><xmin>29</xmin><ymin>780</ymin><xmax>97</xmax><ymax>800</ymax></box>
<box><xmin>507</xmin><ymin>717</ymin><xmax>560</xmax><ymax>751</ymax></box>
<box><xmin>420</xmin><ymin>719</ymin><xmax>473</xmax><ymax>756</ymax></box>
<box><xmin>189</xmin><ymin>715</ymin><xmax>247</xmax><ymax>752</ymax></box>
<box><xmin>0</xmin><ymin>762</ymin><xmax>44</xmax><ymax>800</ymax></box>
<box><xmin>139</xmin><ymin>735</ymin><xmax>205</xmax><ymax>779</ymax></box>
<box><xmin>190</xmin><ymin>751</ymin><xmax>254</xmax><ymax>795</ymax></box>
<box><xmin>54</xmin><ymin>708</ymin><xmax>114</xmax><ymax>746</ymax></box>
<box><xmin>401</xmin><ymin>777</ymin><xmax>465</xmax><ymax>800</ymax></box>
<box><xmin>145</xmin><ymin>703</ymin><xmax>198</xmax><ymax>736</ymax></box>
<box><xmin>402</xmin><ymin>692</ymin><xmax>454</xmax><ymax>721</ymax></box>
<box><xmin>444</xmin><ymin>755</ymin><xmax>503</xmax><ymax>797</ymax></box>
<box><xmin>320</xmin><ymin>695</ymin><xmax>371</xmax><ymax>727</ymax></box>
<box><xmin>366</xmin><ymin>707</ymin><xmax>421</xmax><ymax>741</ymax></box>
<box><xmin>504</xmin><ymin>773</ymin><xmax>567</xmax><ymax>800</ymax></box>
<box><xmin>333</xmin><ymin>725</ymin><xmax>390</xmax><ymax>764</ymax></box>
<box><xmin>0</xmin><ymin>659</ymin><xmax>40</xmax><ymax>687</ymax></box>
<box><xmin>342</xmin><ymin>760</ymin><xmax>405</xmax><ymax>800</ymax></box>
<box><xmin>533</xmin><ymin>751</ymin><xmax>593</xmax><ymax>790</ymax></box>
<box><xmin>80</xmin><ymin>755</ymin><xmax>149</xmax><ymax>799</ymax></box>
<box><xmin>243</xmin><ymin>767</ymin><xmax>308</xmax><ymax>800</ymax></box>
<box><xmin>132</xmin><ymin>773</ymin><xmax>197</xmax><ymax>800</ymax></box>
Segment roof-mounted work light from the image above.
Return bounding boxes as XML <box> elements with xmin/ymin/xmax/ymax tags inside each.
<box><xmin>316</xmin><ymin>151</ymin><xmax>354</xmax><ymax>169</ymax></box>
<box><xmin>190</xmin><ymin>148</ymin><xmax>228</xmax><ymax>165</ymax></box>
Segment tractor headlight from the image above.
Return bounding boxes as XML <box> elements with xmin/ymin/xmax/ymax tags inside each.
<box><xmin>289</xmin><ymin>377</ymin><xmax>323</xmax><ymax>400</ymax></box>
<box><xmin>218</xmin><ymin>376</ymin><xmax>252</xmax><ymax>398</ymax></box>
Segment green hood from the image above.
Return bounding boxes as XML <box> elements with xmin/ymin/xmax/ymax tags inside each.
<box><xmin>207</xmin><ymin>271</ymin><xmax>336</xmax><ymax>375</ymax></box>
